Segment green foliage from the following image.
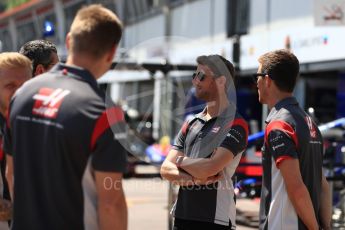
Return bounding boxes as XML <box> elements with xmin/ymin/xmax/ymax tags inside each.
<box><xmin>5</xmin><ymin>0</ymin><xmax>31</xmax><ymax>10</ymax></box>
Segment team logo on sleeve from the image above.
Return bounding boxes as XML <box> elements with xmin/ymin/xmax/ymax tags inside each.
<box><xmin>211</xmin><ymin>126</ymin><xmax>220</xmax><ymax>133</ymax></box>
<box><xmin>305</xmin><ymin>116</ymin><xmax>317</xmax><ymax>138</ymax></box>
<box><xmin>32</xmin><ymin>88</ymin><xmax>70</xmax><ymax>118</ymax></box>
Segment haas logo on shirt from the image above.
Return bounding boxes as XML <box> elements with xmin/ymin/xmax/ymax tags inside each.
<box><xmin>305</xmin><ymin>116</ymin><xmax>317</xmax><ymax>138</ymax></box>
<box><xmin>32</xmin><ymin>88</ymin><xmax>70</xmax><ymax>118</ymax></box>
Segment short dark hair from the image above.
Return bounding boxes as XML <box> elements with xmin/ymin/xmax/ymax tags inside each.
<box><xmin>258</xmin><ymin>49</ymin><xmax>299</xmax><ymax>93</ymax></box>
<box><xmin>196</xmin><ymin>54</ymin><xmax>235</xmax><ymax>91</ymax></box>
<box><xmin>19</xmin><ymin>40</ymin><xmax>57</xmax><ymax>74</ymax></box>
<box><xmin>70</xmin><ymin>4</ymin><xmax>123</xmax><ymax>58</ymax></box>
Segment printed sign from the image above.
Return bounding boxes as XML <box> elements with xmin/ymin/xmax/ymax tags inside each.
<box><xmin>314</xmin><ymin>0</ymin><xmax>345</xmax><ymax>26</ymax></box>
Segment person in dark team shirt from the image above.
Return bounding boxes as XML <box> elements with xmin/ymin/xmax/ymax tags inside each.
<box><xmin>19</xmin><ymin>39</ymin><xmax>59</xmax><ymax>77</ymax></box>
<box><xmin>161</xmin><ymin>54</ymin><xmax>248</xmax><ymax>230</ymax></box>
<box><xmin>254</xmin><ymin>49</ymin><xmax>331</xmax><ymax>230</ymax></box>
<box><xmin>0</xmin><ymin>52</ymin><xmax>32</xmax><ymax>229</ymax></box>
<box><xmin>5</xmin><ymin>5</ymin><xmax>127</xmax><ymax>230</ymax></box>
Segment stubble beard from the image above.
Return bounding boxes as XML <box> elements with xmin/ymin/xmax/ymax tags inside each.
<box><xmin>195</xmin><ymin>89</ymin><xmax>207</xmax><ymax>101</ymax></box>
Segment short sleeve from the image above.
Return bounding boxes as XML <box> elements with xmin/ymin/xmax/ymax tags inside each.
<box><xmin>90</xmin><ymin>107</ymin><xmax>127</xmax><ymax>173</ymax></box>
<box><xmin>220</xmin><ymin>124</ymin><xmax>248</xmax><ymax>156</ymax></box>
<box><xmin>265</xmin><ymin>120</ymin><xmax>298</xmax><ymax>168</ymax></box>
<box><xmin>91</xmin><ymin>120</ymin><xmax>127</xmax><ymax>173</ymax></box>
<box><xmin>171</xmin><ymin>121</ymin><xmax>189</xmax><ymax>152</ymax></box>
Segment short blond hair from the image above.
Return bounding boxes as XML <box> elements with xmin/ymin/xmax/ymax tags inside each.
<box><xmin>69</xmin><ymin>4</ymin><xmax>123</xmax><ymax>58</ymax></box>
<box><xmin>0</xmin><ymin>52</ymin><xmax>32</xmax><ymax>76</ymax></box>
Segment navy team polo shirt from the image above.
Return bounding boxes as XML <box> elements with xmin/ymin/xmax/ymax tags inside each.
<box><xmin>4</xmin><ymin>63</ymin><xmax>127</xmax><ymax>230</ymax></box>
<box><xmin>259</xmin><ymin>97</ymin><xmax>324</xmax><ymax>230</ymax></box>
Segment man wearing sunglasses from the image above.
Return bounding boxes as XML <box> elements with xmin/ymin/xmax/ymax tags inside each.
<box><xmin>161</xmin><ymin>55</ymin><xmax>248</xmax><ymax>230</ymax></box>
<box><xmin>254</xmin><ymin>49</ymin><xmax>331</xmax><ymax>230</ymax></box>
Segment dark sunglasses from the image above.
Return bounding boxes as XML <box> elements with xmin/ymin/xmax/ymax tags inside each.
<box><xmin>252</xmin><ymin>73</ymin><xmax>271</xmax><ymax>83</ymax></box>
<box><xmin>192</xmin><ymin>71</ymin><xmax>206</xmax><ymax>81</ymax></box>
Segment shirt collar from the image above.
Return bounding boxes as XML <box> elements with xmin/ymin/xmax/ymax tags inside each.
<box><xmin>196</xmin><ymin>102</ymin><xmax>236</xmax><ymax>121</ymax></box>
<box><xmin>265</xmin><ymin>96</ymin><xmax>298</xmax><ymax>124</ymax></box>
<box><xmin>51</xmin><ymin>63</ymin><xmax>98</xmax><ymax>88</ymax></box>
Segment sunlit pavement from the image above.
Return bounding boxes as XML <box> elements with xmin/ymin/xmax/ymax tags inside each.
<box><xmin>123</xmin><ymin>166</ymin><xmax>259</xmax><ymax>230</ymax></box>
<box><xmin>236</xmin><ymin>198</ymin><xmax>260</xmax><ymax>229</ymax></box>
<box><xmin>124</xmin><ymin>166</ymin><xmax>168</xmax><ymax>230</ymax></box>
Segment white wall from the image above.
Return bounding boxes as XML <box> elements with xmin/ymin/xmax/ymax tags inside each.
<box><xmin>124</xmin><ymin>14</ymin><xmax>165</xmax><ymax>49</ymax></box>
<box><xmin>249</xmin><ymin>0</ymin><xmax>313</xmax><ymax>32</ymax></box>
<box><xmin>171</xmin><ymin>0</ymin><xmax>227</xmax><ymax>39</ymax></box>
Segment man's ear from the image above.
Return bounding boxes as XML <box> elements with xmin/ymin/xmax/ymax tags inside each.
<box><xmin>34</xmin><ymin>64</ymin><xmax>45</xmax><ymax>76</ymax></box>
<box><xmin>216</xmin><ymin>75</ymin><xmax>227</xmax><ymax>88</ymax></box>
<box><xmin>106</xmin><ymin>45</ymin><xmax>117</xmax><ymax>63</ymax></box>
<box><xmin>65</xmin><ymin>33</ymin><xmax>71</xmax><ymax>51</ymax></box>
<box><xmin>265</xmin><ymin>75</ymin><xmax>272</xmax><ymax>88</ymax></box>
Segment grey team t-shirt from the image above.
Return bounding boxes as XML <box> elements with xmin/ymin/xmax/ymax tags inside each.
<box><xmin>172</xmin><ymin>107</ymin><xmax>248</xmax><ymax>228</ymax></box>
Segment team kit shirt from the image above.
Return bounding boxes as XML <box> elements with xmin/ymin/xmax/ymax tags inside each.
<box><xmin>259</xmin><ymin>97</ymin><xmax>324</xmax><ymax>230</ymax></box>
<box><xmin>4</xmin><ymin>64</ymin><xmax>127</xmax><ymax>230</ymax></box>
<box><xmin>0</xmin><ymin>115</ymin><xmax>4</xmax><ymax>159</ymax></box>
<box><xmin>0</xmin><ymin>115</ymin><xmax>7</xmax><ymax>197</ymax></box>
<box><xmin>0</xmin><ymin>115</ymin><xmax>10</xmax><ymax>201</ymax></box>
<box><xmin>0</xmin><ymin>115</ymin><xmax>10</xmax><ymax>230</ymax></box>
<box><xmin>172</xmin><ymin>106</ymin><xmax>248</xmax><ymax>229</ymax></box>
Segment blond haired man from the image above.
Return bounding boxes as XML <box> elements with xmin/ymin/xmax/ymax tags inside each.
<box><xmin>0</xmin><ymin>52</ymin><xmax>32</xmax><ymax>229</ymax></box>
<box><xmin>4</xmin><ymin>5</ymin><xmax>127</xmax><ymax>230</ymax></box>
<box><xmin>0</xmin><ymin>53</ymin><xmax>32</xmax><ymax>117</ymax></box>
